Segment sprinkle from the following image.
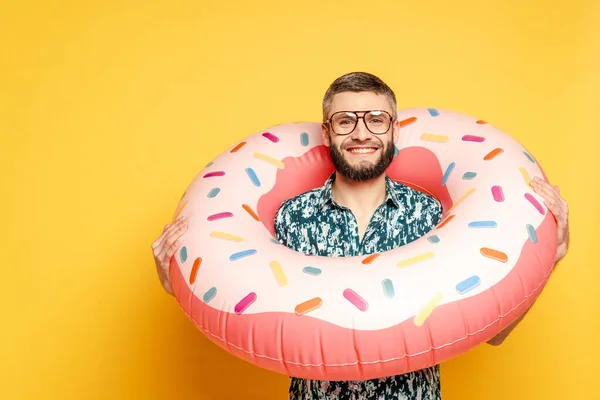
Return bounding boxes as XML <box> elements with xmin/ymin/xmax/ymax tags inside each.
<box><xmin>382</xmin><ymin>279</ymin><xmax>395</xmax><ymax>298</ymax></box>
<box><xmin>230</xmin><ymin>142</ymin><xmax>247</xmax><ymax>153</ymax></box>
<box><xmin>480</xmin><ymin>248</ymin><xmax>508</xmax><ymax>263</ymax></box>
<box><xmin>245</xmin><ymin>168</ymin><xmax>261</xmax><ymax>187</ymax></box>
<box><xmin>254</xmin><ymin>152</ymin><xmax>285</xmax><ymax>169</ymax></box>
<box><xmin>476</xmin><ymin>120</ymin><xmax>487</xmax><ymax>124</ymax></box>
<box><xmin>210</xmin><ymin>232</ymin><xmax>244</xmax><ymax>242</ymax></box>
<box><xmin>269</xmin><ymin>260</ymin><xmax>288</xmax><ymax>287</ymax></box>
<box><xmin>468</xmin><ymin>221</ymin><xmax>498</xmax><ymax>228</ymax></box>
<box><xmin>526</xmin><ymin>224</ymin><xmax>537</xmax><ymax>243</ymax></box>
<box><xmin>229</xmin><ymin>249</ymin><xmax>257</xmax><ymax>261</ymax></box>
<box><xmin>207</xmin><ymin>188</ymin><xmax>221</xmax><ymax>198</ymax></box>
<box><xmin>519</xmin><ymin>167</ymin><xmax>532</xmax><ymax>187</ymax></box>
<box><xmin>484</xmin><ymin>148</ymin><xmax>503</xmax><ymax>160</ymax></box>
<box><xmin>262</xmin><ymin>132</ymin><xmax>279</xmax><ymax>143</ymax></box>
<box><xmin>437</xmin><ymin>214</ymin><xmax>455</xmax><ymax>229</ymax></box>
<box><xmin>462</xmin><ymin>135</ymin><xmax>485</xmax><ymax>142</ymax></box>
<box><xmin>300</xmin><ymin>132</ymin><xmax>309</xmax><ymax>146</ymax></box>
<box><xmin>447</xmin><ymin>188</ymin><xmax>476</xmax><ymax>214</ymax></box>
<box><xmin>190</xmin><ymin>258</ymin><xmax>202</xmax><ymax>284</ymax></box>
<box><xmin>456</xmin><ymin>275</ymin><xmax>481</xmax><ymax>295</ymax></box>
<box><xmin>204</xmin><ymin>171</ymin><xmax>225</xmax><ymax>178</ymax></box>
<box><xmin>295</xmin><ymin>297</ymin><xmax>322</xmax><ymax>316</ymax></box>
<box><xmin>441</xmin><ymin>162</ymin><xmax>456</xmax><ymax>186</ymax></box>
<box><xmin>414</xmin><ymin>292</ymin><xmax>443</xmax><ymax>326</ymax></box>
<box><xmin>234</xmin><ymin>292</ymin><xmax>257</xmax><ymax>314</ymax></box>
<box><xmin>428</xmin><ymin>235</ymin><xmax>440</xmax><ymax>244</ymax></box>
<box><xmin>399</xmin><ymin>117</ymin><xmax>417</xmax><ymax>127</ymax></box>
<box><xmin>491</xmin><ymin>186</ymin><xmax>504</xmax><ymax>202</ymax></box>
<box><xmin>180</xmin><ymin>246</ymin><xmax>188</xmax><ymax>263</ymax></box>
<box><xmin>180</xmin><ymin>190</ymin><xmax>186</xmax><ymax>200</ymax></box>
<box><xmin>202</xmin><ymin>287</ymin><xmax>217</xmax><ymax>303</ymax></box>
<box><xmin>525</xmin><ymin>193</ymin><xmax>545</xmax><ymax>215</ymax></box>
<box><xmin>397</xmin><ymin>252</ymin><xmax>435</xmax><ymax>267</ymax></box>
<box><xmin>173</xmin><ymin>200</ymin><xmax>189</xmax><ymax>220</ymax></box>
<box><xmin>421</xmin><ymin>133</ymin><xmax>449</xmax><ymax>143</ymax></box>
<box><xmin>302</xmin><ymin>266</ymin><xmax>322</xmax><ymax>276</ymax></box>
<box><xmin>462</xmin><ymin>172</ymin><xmax>477</xmax><ymax>180</ymax></box>
<box><xmin>361</xmin><ymin>253</ymin><xmax>380</xmax><ymax>264</ymax></box>
<box><xmin>269</xmin><ymin>238</ymin><xmax>279</xmax><ymax>245</ymax></box>
<box><xmin>242</xmin><ymin>204</ymin><xmax>260</xmax><ymax>221</ymax></box>
<box><xmin>394</xmin><ymin>145</ymin><xmax>399</xmax><ymax>156</ymax></box>
<box><xmin>343</xmin><ymin>289</ymin><xmax>369</xmax><ymax>312</ymax></box>
<box><xmin>428</xmin><ymin>108</ymin><xmax>440</xmax><ymax>117</ymax></box>
<box><xmin>523</xmin><ymin>151</ymin><xmax>536</xmax><ymax>163</ymax></box>
<box><xmin>207</xmin><ymin>212</ymin><xmax>233</xmax><ymax>221</ymax></box>
<box><xmin>205</xmin><ymin>161</ymin><xmax>213</xmax><ymax>167</ymax></box>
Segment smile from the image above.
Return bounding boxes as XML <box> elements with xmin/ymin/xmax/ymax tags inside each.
<box><xmin>346</xmin><ymin>147</ymin><xmax>378</xmax><ymax>154</ymax></box>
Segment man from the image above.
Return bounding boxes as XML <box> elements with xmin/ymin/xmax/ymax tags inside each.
<box><xmin>153</xmin><ymin>72</ymin><xmax>570</xmax><ymax>399</ymax></box>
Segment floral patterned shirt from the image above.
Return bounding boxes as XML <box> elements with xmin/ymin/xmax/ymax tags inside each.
<box><xmin>274</xmin><ymin>172</ymin><xmax>443</xmax><ymax>400</ymax></box>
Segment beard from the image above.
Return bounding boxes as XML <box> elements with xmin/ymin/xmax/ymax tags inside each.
<box><xmin>329</xmin><ymin>137</ymin><xmax>396</xmax><ymax>182</ymax></box>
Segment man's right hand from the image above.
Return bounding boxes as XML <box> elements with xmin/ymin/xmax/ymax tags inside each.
<box><xmin>152</xmin><ymin>215</ymin><xmax>189</xmax><ymax>295</ymax></box>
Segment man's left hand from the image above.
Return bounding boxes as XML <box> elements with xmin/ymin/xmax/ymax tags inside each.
<box><xmin>530</xmin><ymin>176</ymin><xmax>570</xmax><ymax>264</ymax></box>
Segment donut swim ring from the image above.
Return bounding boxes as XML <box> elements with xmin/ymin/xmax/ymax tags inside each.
<box><xmin>169</xmin><ymin>107</ymin><xmax>558</xmax><ymax>381</ymax></box>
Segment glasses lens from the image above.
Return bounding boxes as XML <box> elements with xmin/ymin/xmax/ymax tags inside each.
<box><xmin>331</xmin><ymin>112</ymin><xmax>358</xmax><ymax>135</ymax></box>
<box><xmin>365</xmin><ymin>111</ymin><xmax>391</xmax><ymax>134</ymax></box>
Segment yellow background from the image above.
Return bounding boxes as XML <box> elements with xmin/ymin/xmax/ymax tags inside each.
<box><xmin>2</xmin><ymin>0</ymin><xmax>599</xmax><ymax>398</ymax></box>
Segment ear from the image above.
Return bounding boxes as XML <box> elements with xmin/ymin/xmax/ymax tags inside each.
<box><xmin>392</xmin><ymin>119</ymin><xmax>400</xmax><ymax>144</ymax></box>
<box><xmin>321</xmin><ymin>123</ymin><xmax>331</xmax><ymax>147</ymax></box>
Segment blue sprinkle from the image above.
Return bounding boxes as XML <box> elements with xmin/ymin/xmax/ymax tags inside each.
<box><xmin>302</xmin><ymin>266</ymin><xmax>322</xmax><ymax>276</ymax></box>
<box><xmin>462</xmin><ymin>172</ymin><xmax>477</xmax><ymax>180</ymax></box>
<box><xmin>269</xmin><ymin>238</ymin><xmax>280</xmax><ymax>245</ymax></box>
<box><xmin>203</xmin><ymin>287</ymin><xmax>217</xmax><ymax>303</ymax></box>
<box><xmin>180</xmin><ymin>246</ymin><xmax>188</xmax><ymax>263</ymax></box>
<box><xmin>456</xmin><ymin>275</ymin><xmax>481</xmax><ymax>295</ymax></box>
<box><xmin>245</xmin><ymin>168</ymin><xmax>261</xmax><ymax>187</ymax></box>
<box><xmin>526</xmin><ymin>224</ymin><xmax>537</xmax><ymax>243</ymax></box>
<box><xmin>382</xmin><ymin>279</ymin><xmax>395</xmax><ymax>298</ymax></box>
<box><xmin>428</xmin><ymin>108</ymin><xmax>440</xmax><ymax>117</ymax></box>
<box><xmin>206</xmin><ymin>161</ymin><xmax>213</xmax><ymax>167</ymax></box>
<box><xmin>428</xmin><ymin>235</ymin><xmax>440</xmax><ymax>244</ymax></box>
<box><xmin>207</xmin><ymin>188</ymin><xmax>221</xmax><ymax>198</ymax></box>
<box><xmin>441</xmin><ymin>162</ymin><xmax>456</xmax><ymax>186</ymax></box>
<box><xmin>394</xmin><ymin>145</ymin><xmax>399</xmax><ymax>156</ymax></box>
<box><xmin>523</xmin><ymin>151</ymin><xmax>536</xmax><ymax>164</ymax></box>
<box><xmin>468</xmin><ymin>221</ymin><xmax>498</xmax><ymax>228</ymax></box>
<box><xmin>300</xmin><ymin>132</ymin><xmax>309</xmax><ymax>147</ymax></box>
<box><xmin>229</xmin><ymin>249</ymin><xmax>257</xmax><ymax>261</ymax></box>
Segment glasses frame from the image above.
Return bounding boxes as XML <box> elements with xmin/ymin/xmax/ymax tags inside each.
<box><xmin>326</xmin><ymin>110</ymin><xmax>394</xmax><ymax>136</ymax></box>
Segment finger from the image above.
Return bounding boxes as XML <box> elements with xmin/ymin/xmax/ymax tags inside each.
<box><xmin>153</xmin><ymin>217</ymin><xmax>187</xmax><ymax>250</ymax></box>
<box><xmin>156</xmin><ymin>224</ymin><xmax>188</xmax><ymax>263</ymax></box>
<box><xmin>158</xmin><ymin>237</ymin><xmax>183</xmax><ymax>269</ymax></box>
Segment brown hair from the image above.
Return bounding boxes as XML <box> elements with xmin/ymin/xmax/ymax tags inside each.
<box><xmin>322</xmin><ymin>72</ymin><xmax>397</xmax><ymax>122</ymax></box>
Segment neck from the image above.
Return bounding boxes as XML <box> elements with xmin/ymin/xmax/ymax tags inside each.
<box><xmin>331</xmin><ymin>173</ymin><xmax>387</xmax><ymax>212</ymax></box>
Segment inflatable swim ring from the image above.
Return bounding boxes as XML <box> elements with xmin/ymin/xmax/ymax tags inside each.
<box><xmin>169</xmin><ymin>107</ymin><xmax>557</xmax><ymax>381</ymax></box>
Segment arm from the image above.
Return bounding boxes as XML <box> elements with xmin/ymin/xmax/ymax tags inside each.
<box><xmin>486</xmin><ymin>177</ymin><xmax>569</xmax><ymax>346</ymax></box>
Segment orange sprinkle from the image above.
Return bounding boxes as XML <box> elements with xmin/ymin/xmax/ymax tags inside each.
<box><xmin>173</xmin><ymin>200</ymin><xmax>189</xmax><ymax>221</ymax></box>
<box><xmin>189</xmin><ymin>257</ymin><xmax>202</xmax><ymax>284</ymax></box>
<box><xmin>230</xmin><ymin>142</ymin><xmax>247</xmax><ymax>153</ymax></box>
<box><xmin>399</xmin><ymin>117</ymin><xmax>417</xmax><ymax>128</ymax></box>
<box><xmin>447</xmin><ymin>188</ymin><xmax>476</xmax><ymax>213</ymax></box>
<box><xmin>295</xmin><ymin>297</ymin><xmax>323</xmax><ymax>316</ymax></box>
<box><xmin>484</xmin><ymin>148</ymin><xmax>504</xmax><ymax>160</ymax></box>
<box><xmin>362</xmin><ymin>254</ymin><xmax>380</xmax><ymax>264</ymax></box>
<box><xmin>476</xmin><ymin>120</ymin><xmax>487</xmax><ymax>124</ymax></box>
<box><xmin>480</xmin><ymin>248</ymin><xmax>508</xmax><ymax>263</ymax></box>
<box><xmin>242</xmin><ymin>204</ymin><xmax>260</xmax><ymax>221</ymax></box>
<box><xmin>437</xmin><ymin>214</ymin><xmax>455</xmax><ymax>229</ymax></box>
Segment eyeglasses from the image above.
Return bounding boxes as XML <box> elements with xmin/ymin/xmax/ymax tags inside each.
<box><xmin>327</xmin><ymin>110</ymin><xmax>394</xmax><ymax>135</ymax></box>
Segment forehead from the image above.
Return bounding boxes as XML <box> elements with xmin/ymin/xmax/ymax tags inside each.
<box><xmin>329</xmin><ymin>91</ymin><xmax>392</xmax><ymax>115</ymax></box>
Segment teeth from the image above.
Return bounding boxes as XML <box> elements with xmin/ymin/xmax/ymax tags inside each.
<box><xmin>348</xmin><ymin>148</ymin><xmax>376</xmax><ymax>154</ymax></box>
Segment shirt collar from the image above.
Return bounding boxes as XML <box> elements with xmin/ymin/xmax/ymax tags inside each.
<box><xmin>317</xmin><ymin>172</ymin><xmax>402</xmax><ymax>211</ymax></box>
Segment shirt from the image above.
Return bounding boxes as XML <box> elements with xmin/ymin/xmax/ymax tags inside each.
<box><xmin>274</xmin><ymin>172</ymin><xmax>444</xmax><ymax>400</ymax></box>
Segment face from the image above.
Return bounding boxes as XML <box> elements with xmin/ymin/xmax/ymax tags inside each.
<box><xmin>322</xmin><ymin>91</ymin><xmax>399</xmax><ymax>182</ymax></box>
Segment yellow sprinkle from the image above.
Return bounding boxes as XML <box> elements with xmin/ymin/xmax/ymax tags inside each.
<box><xmin>210</xmin><ymin>232</ymin><xmax>244</xmax><ymax>242</ymax></box>
<box><xmin>173</xmin><ymin>200</ymin><xmax>189</xmax><ymax>220</ymax></box>
<box><xmin>414</xmin><ymin>292</ymin><xmax>443</xmax><ymax>326</ymax></box>
<box><xmin>420</xmin><ymin>133</ymin><xmax>449</xmax><ymax>143</ymax></box>
<box><xmin>253</xmin><ymin>152</ymin><xmax>285</xmax><ymax>169</ymax></box>
<box><xmin>397</xmin><ymin>252</ymin><xmax>435</xmax><ymax>268</ymax></box>
<box><xmin>447</xmin><ymin>188</ymin><xmax>476</xmax><ymax>213</ymax></box>
<box><xmin>269</xmin><ymin>260</ymin><xmax>288</xmax><ymax>287</ymax></box>
<box><xmin>519</xmin><ymin>167</ymin><xmax>532</xmax><ymax>187</ymax></box>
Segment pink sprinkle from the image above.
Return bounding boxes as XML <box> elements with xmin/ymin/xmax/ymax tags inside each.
<box><xmin>234</xmin><ymin>292</ymin><xmax>257</xmax><ymax>315</ymax></box>
<box><xmin>204</xmin><ymin>171</ymin><xmax>225</xmax><ymax>178</ymax></box>
<box><xmin>207</xmin><ymin>212</ymin><xmax>233</xmax><ymax>221</ymax></box>
<box><xmin>525</xmin><ymin>193</ymin><xmax>545</xmax><ymax>215</ymax></box>
<box><xmin>462</xmin><ymin>135</ymin><xmax>485</xmax><ymax>142</ymax></box>
<box><xmin>343</xmin><ymin>289</ymin><xmax>369</xmax><ymax>312</ymax></box>
<box><xmin>262</xmin><ymin>132</ymin><xmax>279</xmax><ymax>143</ymax></box>
<box><xmin>491</xmin><ymin>186</ymin><xmax>504</xmax><ymax>202</ymax></box>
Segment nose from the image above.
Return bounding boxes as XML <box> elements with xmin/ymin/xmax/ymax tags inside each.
<box><xmin>350</xmin><ymin>117</ymin><xmax>372</xmax><ymax>141</ymax></box>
